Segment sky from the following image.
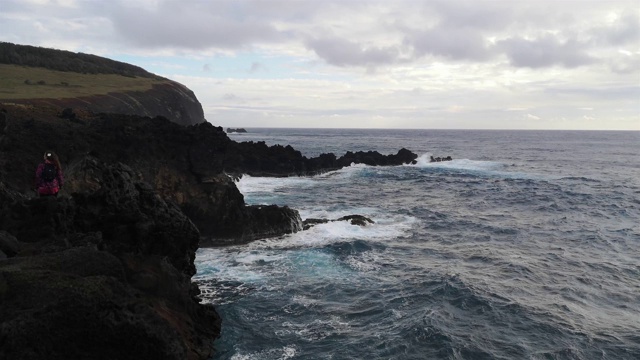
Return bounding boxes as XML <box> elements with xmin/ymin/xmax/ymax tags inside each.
<box><xmin>1</xmin><ymin>0</ymin><xmax>639</xmax><ymax>130</ymax></box>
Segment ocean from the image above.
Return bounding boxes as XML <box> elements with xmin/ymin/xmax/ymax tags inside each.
<box><xmin>194</xmin><ymin>129</ymin><xmax>640</xmax><ymax>360</ymax></box>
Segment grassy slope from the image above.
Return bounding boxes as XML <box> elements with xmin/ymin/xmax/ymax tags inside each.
<box><xmin>0</xmin><ymin>64</ymin><xmax>171</xmax><ymax>100</ymax></box>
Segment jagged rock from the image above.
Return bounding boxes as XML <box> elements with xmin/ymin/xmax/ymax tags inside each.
<box><xmin>0</xmin><ymin>104</ymin><xmax>414</xmax><ymax>245</ymax></box>
<box><xmin>336</xmin><ymin>148</ymin><xmax>418</xmax><ymax>167</ymax></box>
<box><xmin>303</xmin><ymin>215</ymin><xmax>375</xmax><ymax>230</ymax></box>
<box><xmin>222</xmin><ymin>143</ymin><xmax>418</xmax><ymax>177</ymax></box>
<box><xmin>8</xmin><ymin>82</ymin><xmax>204</xmax><ymax>127</ymax></box>
<box><xmin>337</xmin><ymin>215</ymin><xmax>375</xmax><ymax>226</ymax></box>
<box><xmin>430</xmin><ymin>155</ymin><xmax>453</xmax><ymax>162</ymax></box>
<box><xmin>0</xmin><ymin>161</ymin><xmax>221</xmax><ymax>360</ymax></box>
<box><xmin>226</xmin><ymin>128</ymin><xmax>247</xmax><ymax>133</ymax></box>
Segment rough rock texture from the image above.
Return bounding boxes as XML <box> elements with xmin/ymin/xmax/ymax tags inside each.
<box><xmin>0</xmin><ymin>48</ymin><xmax>421</xmax><ymax>359</ymax></box>
<box><xmin>0</xmin><ymin>104</ymin><xmax>416</xmax><ymax>245</ymax></box>
<box><xmin>0</xmin><ymin>159</ymin><xmax>221</xmax><ymax>360</ymax></box>
<box><xmin>221</xmin><ymin>141</ymin><xmax>418</xmax><ymax>177</ymax></box>
<box><xmin>303</xmin><ymin>215</ymin><xmax>375</xmax><ymax>230</ymax></box>
<box><xmin>0</xmin><ymin>105</ymin><xmax>303</xmax><ymax>245</ymax></box>
<box><xmin>7</xmin><ymin>82</ymin><xmax>205</xmax><ymax>126</ymax></box>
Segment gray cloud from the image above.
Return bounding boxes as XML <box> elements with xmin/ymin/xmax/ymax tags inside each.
<box><xmin>305</xmin><ymin>37</ymin><xmax>401</xmax><ymax>67</ymax></box>
<box><xmin>594</xmin><ymin>13</ymin><xmax>640</xmax><ymax>46</ymax></box>
<box><xmin>0</xmin><ymin>0</ymin><xmax>637</xmax><ymax>73</ymax></box>
<box><xmin>429</xmin><ymin>0</ymin><xmax>515</xmax><ymax>31</ymax></box>
<box><xmin>109</xmin><ymin>1</ymin><xmax>286</xmax><ymax>49</ymax></box>
<box><xmin>609</xmin><ymin>54</ymin><xmax>640</xmax><ymax>74</ymax></box>
<box><xmin>497</xmin><ymin>36</ymin><xmax>595</xmax><ymax>68</ymax></box>
<box><xmin>404</xmin><ymin>26</ymin><xmax>494</xmax><ymax>61</ymax></box>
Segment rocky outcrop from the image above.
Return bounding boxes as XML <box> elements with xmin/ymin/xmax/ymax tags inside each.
<box><xmin>226</xmin><ymin>128</ymin><xmax>247</xmax><ymax>133</ymax></box>
<box><xmin>0</xmin><ymin>159</ymin><xmax>221</xmax><ymax>360</ymax></box>
<box><xmin>303</xmin><ymin>215</ymin><xmax>375</xmax><ymax>230</ymax></box>
<box><xmin>0</xmin><ymin>104</ymin><xmax>416</xmax><ymax>245</ymax></box>
<box><xmin>221</xmin><ymin>142</ymin><xmax>418</xmax><ymax>177</ymax></box>
<box><xmin>0</xmin><ymin>45</ymin><xmax>424</xmax><ymax>359</ymax></box>
<box><xmin>430</xmin><ymin>155</ymin><xmax>453</xmax><ymax>162</ymax></box>
<box><xmin>7</xmin><ymin>82</ymin><xmax>205</xmax><ymax>126</ymax></box>
<box><xmin>1</xmin><ymin>42</ymin><xmax>205</xmax><ymax>126</ymax></box>
<box><xmin>0</xmin><ymin>105</ymin><xmax>303</xmax><ymax>245</ymax></box>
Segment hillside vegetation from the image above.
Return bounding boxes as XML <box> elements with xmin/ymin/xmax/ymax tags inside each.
<box><xmin>0</xmin><ymin>42</ymin><xmax>205</xmax><ymax>126</ymax></box>
<box><xmin>0</xmin><ymin>42</ymin><xmax>172</xmax><ymax>100</ymax></box>
<box><xmin>0</xmin><ymin>42</ymin><xmax>156</xmax><ymax>77</ymax></box>
<box><xmin>0</xmin><ymin>64</ymin><xmax>170</xmax><ymax>100</ymax></box>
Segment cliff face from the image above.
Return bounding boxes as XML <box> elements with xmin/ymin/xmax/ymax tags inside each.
<box><xmin>0</xmin><ymin>159</ymin><xmax>220</xmax><ymax>360</ymax></box>
<box><xmin>0</xmin><ymin>42</ymin><xmax>205</xmax><ymax>126</ymax></box>
<box><xmin>0</xmin><ymin>104</ymin><xmax>303</xmax><ymax>245</ymax></box>
<box><xmin>7</xmin><ymin>82</ymin><xmax>205</xmax><ymax>126</ymax></box>
<box><xmin>0</xmin><ymin>44</ymin><xmax>419</xmax><ymax>359</ymax></box>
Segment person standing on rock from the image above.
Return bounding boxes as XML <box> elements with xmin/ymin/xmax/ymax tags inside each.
<box><xmin>35</xmin><ymin>151</ymin><xmax>63</xmax><ymax>197</ymax></box>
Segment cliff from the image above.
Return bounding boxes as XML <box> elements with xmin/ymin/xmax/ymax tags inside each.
<box><xmin>0</xmin><ymin>104</ymin><xmax>416</xmax><ymax>244</ymax></box>
<box><xmin>0</xmin><ymin>102</ymin><xmax>419</xmax><ymax>358</ymax></box>
<box><xmin>0</xmin><ymin>43</ymin><xmax>205</xmax><ymax>126</ymax></box>
<box><xmin>0</xmin><ymin>160</ymin><xmax>220</xmax><ymax>360</ymax></box>
<box><xmin>0</xmin><ymin>42</ymin><xmax>419</xmax><ymax>357</ymax></box>
<box><xmin>5</xmin><ymin>81</ymin><xmax>205</xmax><ymax>127</ymax></box>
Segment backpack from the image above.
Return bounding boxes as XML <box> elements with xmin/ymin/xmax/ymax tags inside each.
<box><xmin>41</xmin><ymin>163</ymin><xmax>57</xmax><ymax>182</ymax></box>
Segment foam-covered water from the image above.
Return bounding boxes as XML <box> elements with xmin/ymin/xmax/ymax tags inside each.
<box><xmin>196</xmin><ymin>129</ymin><xmax>640</xmax><ymax>359</ymax></box>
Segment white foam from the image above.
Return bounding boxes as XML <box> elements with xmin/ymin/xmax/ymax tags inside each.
<box><xmin>410</xmin><ymin>153</ymin><xmax>548</xmax><ymax>180</ymax></box>
<box><xmin>194</xmin><ymin>248</ymin><xmax>279</xmax><ymax>284</ymax></box>
<box><xmin>230</xmin><ymin>346</ymin><xmax>297</xmax><ymax>360</ymax></box>
<box><xmin>281</xmin><ymin>316</ymin><xmax>351</xmax><ymax>341</ymax></box>
<box><xmin>235</xmin><ymin>163</ymin><xmax>370</xmax><ymax>197</ymax></box>
<box><xmin>248</xmin><ymin>211</ymin><xmax>419</xmax><ymax>250</ymax></box>
<box><xmin>413</xmin><ymin>153</ymin><xmax>505</xmax><ymax>171</ymax></box>
<box><xmin>345</xmin><ymin>251</ymin><xmax>382</xmax><ymax>272</ymax></box>
<box><xmin>235</xmin><ymin>175</ymin><xmax>317</xmax><ymax>195</ymax></box>
<box><xmin>292</xmin><ymin>295</ymin><xmax>320</xmax><ymax>308</ymax></box>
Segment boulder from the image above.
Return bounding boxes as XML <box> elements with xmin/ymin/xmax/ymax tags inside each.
<box><xmin>0</xmin><ymin>230</ymin><xmax>21</xmax><ymax>257</ymax></box>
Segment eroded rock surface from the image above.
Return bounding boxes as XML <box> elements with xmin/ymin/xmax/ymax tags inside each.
<box><xmin>0</xmin><ymin>159</ymin><xmax>220</xmax><ymax>360</ymax></box>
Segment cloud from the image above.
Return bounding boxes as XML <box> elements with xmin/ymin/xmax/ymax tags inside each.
<box><xmin>404</xmin><ymin>25</ymin><xmax>494</xmax><ymax>61</ymax></box>
<box><xmin>109</xmin><ymin>2</ymin><xmax>286</xmax><ymax>49</ymax></box>
<box><xmin>221</xmin><ymin>93</ymin><xmax>241</xmax><ymax>102</ymax></box>
<box><xmin>593</xmin><ymin>13</ymin><xmax>640</xmax><ymax>46</ymax></box>
<box><xmin>429</xmin><ymin>0</ymin><xmax>514</xmax><ymax>31</ymax></box>
<box><xmin>1</xmin><ymin>0</ymin><xmax>639</xmax><ymax>130</ymax></box>
<box><xmin>497</xmin><ymin>36</ymin><xmax>595</xmax><ymax>68</ymax></box>
<box><xmin>608</xmin><ymin>51</ymin><xmax>640</xmax><ymax>74</ymax></box>
<box><xmin>305</xmin><ymin>36</ymin><xmax>401</xmax><ymax>67</ymax></box>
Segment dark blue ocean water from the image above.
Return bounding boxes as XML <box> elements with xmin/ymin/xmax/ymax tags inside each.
<box><xmin>195</xmin><ymin>129</ymin><xmax>640</xmax><ymax>360</ymax></box>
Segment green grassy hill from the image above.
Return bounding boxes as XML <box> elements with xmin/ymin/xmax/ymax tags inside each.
<box><xmin>0</xmin><ymin>64</ymin><xmax>171</xmax><ymax>100</ymax></box>
<box><xmin>0</xmin><ymin>42</ymin><xmax>205</xmax><ymax>126</ymax></box>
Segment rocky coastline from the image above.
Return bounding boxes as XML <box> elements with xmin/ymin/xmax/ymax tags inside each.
<box><xmin>0</xmin><ymin>103</ymin><xmax>418</xmax><ymax>359</ymax></box>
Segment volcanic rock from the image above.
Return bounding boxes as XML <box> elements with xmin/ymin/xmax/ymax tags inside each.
<box><xmin>0</xmin><ymin>160</ymin><xmax>221</xmax><ymax>360</ymax></box>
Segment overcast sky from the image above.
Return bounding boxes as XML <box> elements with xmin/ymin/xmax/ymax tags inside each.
<box><xmin>1</xmin><ymin>0</ymin><xmax>639</xmax><ymax>130</ymax></box>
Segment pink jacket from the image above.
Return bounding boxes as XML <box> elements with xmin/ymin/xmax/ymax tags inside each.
<box><xmin>35</xmin><ymin>160</ymin><xmax>64</xmax><ymax>195</ymax></box>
